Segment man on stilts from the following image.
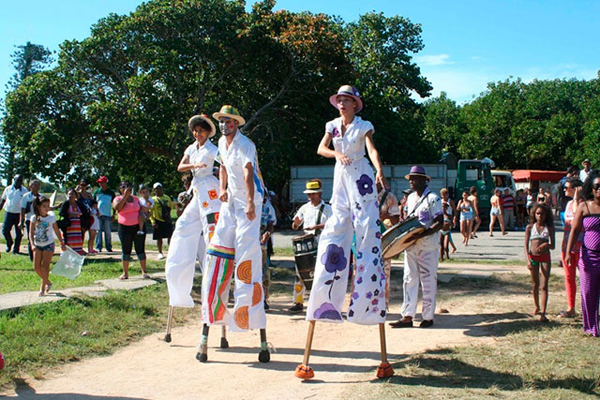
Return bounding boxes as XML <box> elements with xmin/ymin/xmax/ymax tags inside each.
<box><xmin>198</xmin><ymin>105</ymin><xmax>270</xmax><ymax>363</ymax></box>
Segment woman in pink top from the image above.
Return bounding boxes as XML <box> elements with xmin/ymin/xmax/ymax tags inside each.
<box><xmin>113</xmin><ymin>181</ymin><xmax>148</xmax><ymax>280</ymax></box>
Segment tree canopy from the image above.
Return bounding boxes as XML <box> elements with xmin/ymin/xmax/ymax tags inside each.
<box><xmin>1</xmin><ymin>0</ymin><xmax>433</xmax><ymax>193</ymax></box>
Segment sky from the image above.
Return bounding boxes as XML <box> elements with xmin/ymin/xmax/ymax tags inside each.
<box><xmin>0</xmin><ymin>0</ymin><xmax>599</xmax><ymax>105</ymax></box>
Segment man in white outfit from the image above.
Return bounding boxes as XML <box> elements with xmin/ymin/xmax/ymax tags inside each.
<box><xmin>390</xmin><ymin>165</ymin><xmax>443</xmax><ymax>329</ymax></box>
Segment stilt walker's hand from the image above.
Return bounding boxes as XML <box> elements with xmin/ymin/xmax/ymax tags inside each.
<box><xmin>246</xmin><ymin>199</ymin><xmax>256</xmax><ymax>221</ymax></box>
<box><xmin>376</xmin><ymin>171</ymin><xmax>389</xmax><ymax>191</ymax></box>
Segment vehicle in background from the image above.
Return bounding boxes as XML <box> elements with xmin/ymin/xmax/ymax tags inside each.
<box><xmin>491</xmin><ymin>170</ymin><xmax>516</xmax><ymax>197</ymax></box>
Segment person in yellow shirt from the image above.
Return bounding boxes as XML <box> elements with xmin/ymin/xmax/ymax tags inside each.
<box><xmin>150</xmin><ymin>183</ymin><xmax>173</xmax><ymax>260</ymax></box>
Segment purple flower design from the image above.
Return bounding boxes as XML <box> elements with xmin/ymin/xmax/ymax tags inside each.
<box><xmin>373</xmin><ymin>258</ymin><xmax>379</xmax><ymax>266</ymax></box>
<box><xmin>322</xmin><ymin>244</ymin><xmax>347</xmax><ymax>273</ymax></box>
<box><xmin>357</xmin><ymin>277</ymin><xmax>363</xmax><ymax>284</ymax></box>
<box><xmin>376</xmin><ymin>219</ymin><xmax>381</xmax><ymax>226</ymax></box>
<box><xmin>366</xmin><ymin>291</ymin><xmax>373</xmax><ymax>299</ymax></box>
<box><xmin>376</xmin><ymin>231</ymin><xmax>381</xmax><ymax>239</ymax></box>
<box><xmin>352</xmin><ymin>292</ymin><xmax>360</xmax><ymax>300</ymax></box>
<box><xmin>314</xmin><ymin>302</ymin><xmax>342</xmax><ymax>320</ymax></box>
<box><xmin>332</xmin><ymin>127</ymin><xmax>341</xmax><ymax>138</ymax></box>
<box><xmin>372</xmin><ymin>246</ymin><xmax>379</xmax><ymax>254</ymax></box>
<box><xmin>380</xmin><ymin>310</ymin><xmax>386</xmax><ymax>318</ymax></box>
<box><xmin>356</xmin><ymin>174</ymin><xmax>374</xmax><ymax>196</ymax></box>
<box><xmin>356</xmin><ymin>251</ymin><xmax>363</xmax><ymax>260</ymax></box>
<box><xmin>357</xmin><ymin>264</ymin><xmax>365</xmax><ymax>273</ymax></box>
<box><xmin>372</xmin><ymin>299</ymin><xmax>379</xmax><ymax>306</ymax></box>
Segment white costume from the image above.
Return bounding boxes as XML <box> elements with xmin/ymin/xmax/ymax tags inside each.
<box><xmin>201</xmin><ymin>130</ymin><xmax>266</xmax><ymax>332</ymax></box>
<box><xmin>306</xmin><ymin>116</ymin><xmax>386</xmax><ymax>325</ymax></box>
<box><xmin>165</xmin><ymin>140</ymin><xmax>221</xmax><ymax>307</ymax></box>
<box><xmin>401</xmin><ymin>187</ymin><xmax>443</xmax><ymax>321</ymax></box>
<box><xmin>292</xmin><ymin>200</ymin><xmax>332</xmax><ymax>303</ymax></box>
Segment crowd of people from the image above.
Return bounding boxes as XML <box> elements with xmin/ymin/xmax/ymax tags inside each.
<box><xmin>2</xmin><ymin>85</ymin><xmax>600</xmax><ymax>381</ymax></box>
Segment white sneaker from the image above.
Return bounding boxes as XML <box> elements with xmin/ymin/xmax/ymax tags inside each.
<box><xmin>157</xmin><ymin>253</ymin><xmax>165</xmax><ymax>260</ymax></box>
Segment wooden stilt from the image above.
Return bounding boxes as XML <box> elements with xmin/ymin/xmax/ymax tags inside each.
<box><xmin>376</xmin><ymin>323</ymin><xmax>394</xmax><ymax>378</ymax></box>
<box><xmin>196</xmin><ymin>324</ymin><xmax>209</xmax><ymax>363</ymax></box>
<box><xmin>220</xmin><ymin>325</ymin><xmax>229</xmax><ymax>348</ymax></box>
<box><xmin>258</xmin><ymin>328</ymin><xmax>270</xmax><ymax>363</ymax></box>
<box><xmin>295</xmin><ymin>321</ymin><xmax>316</xmax><ymax>379</ymax></box>
<box><xmin>164</xmin><ymin>306</ymin><xmax>174</xmax><ymax>342</ymax></box>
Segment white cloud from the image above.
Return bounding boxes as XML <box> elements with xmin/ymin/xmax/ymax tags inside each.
<box><xmin>414</xmin><ymin>54</ymin><xmax>454</xmax><ymax>66</ymax></box>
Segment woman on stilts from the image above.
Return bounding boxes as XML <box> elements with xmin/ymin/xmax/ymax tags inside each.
<box><xmin>295</xmin><ymin>85</ymin><xmax>393</xmax><ymax>380</ymax></box>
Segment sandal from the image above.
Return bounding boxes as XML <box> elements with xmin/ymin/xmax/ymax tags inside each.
<box><xmin>38</xmin><ymin>291</ymin><xmax>45</xmax><ymax>297</ymax></box>
<box><xmin>558</xmin><ymin>310</ymin><xmax>576</xmax><ymax>318</ymax></box>
<box><xmin>119</xmin><ymin>274</ymin><xmax>128</xmax><ymax>280</ymax></box>
<box><xmin>46</xmin><ymin>282</ymin><xmax>52</xmax><ymax>293</ymax></box>
<box><xmin>142</xmin><ymin>273</ymin><xmax>150</xmax><ymax>279</ymax></box>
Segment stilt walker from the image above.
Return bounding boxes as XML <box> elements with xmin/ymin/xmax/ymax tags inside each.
<box><xmin>163</xmin><ymin>114</ymin><xmax>225</xmax><ymax>345</ymax></box>
<box><xmin>295</xmin><ymin>85</ymin><xmax>393</xmax><ymax>380</ymax></box>
<box><xmin>198</xmin><ymin>105</ymin><xmax>270</xmax><ymax>363</ymax></box>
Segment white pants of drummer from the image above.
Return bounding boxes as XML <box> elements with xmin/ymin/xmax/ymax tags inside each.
<box><xmin>401</xmin><ymin>248</ymin><xmax>439</xmax><ymax>321</ymax></box>
<box><xmin>201</xmin><ymin>197</ymin><xmax>266</xmax><ymax>332</ymax></box>
<box><xmin>165</xmin><ymin>186</ymin><xmax>219</xmax><ymax>308</ymax></box>
<box><xmin>306</xmin><ymin>196</ymin><xmax>386</xmax><ymax>325</ymax></box>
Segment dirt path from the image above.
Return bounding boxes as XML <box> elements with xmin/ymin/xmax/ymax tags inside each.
<box><xmin>4</xmin><ymin>289</ymin><xmax>529</xmax><ymax>400</ymax></box>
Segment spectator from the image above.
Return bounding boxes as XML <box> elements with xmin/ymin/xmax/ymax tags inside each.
<box><xmin>137</xmin><ymin>185</ymin><xmax>153</xmax><ymax>235</ymax></box>
<box><xmin>515</xmin><ymin>189</ymin><xmax>527</xmax><ymax>229</ymax></box>
<box><xmin>78</xmin><ymin>178</ymin><xmax>99</xmax><ymax>254</ymax></box>
<box><xmin>489</xmin><ymin>188</ymin><xmax>506</xmax><ymax>236</ymax></box>
<box><xmin>557</xmin><ymin>166</ymin><xmax>578</xmax><ymax>225</ymax></box>
<box><xmin>580</xmin><ymin>159</ymin><xmax>592</xmax><ymax>183</ymax></box>
<box><xmin>378</xmin><ymin>182</ymin><xmax>400</xmax><ymax>307</ymax></box>
<box><xmin>457</xmin><ymin>190</ymin><xmax>474</xmax><ymax>246</ymax></box>
<box><xmin>59</xmin><ymin>188</ymin><xmax>89</xmax><ymax>255</ymax></box>
<box><xmin>1</xmin><ymin>174</ymin><xmax>28</xmax><ymax>254</ymax></box>
<box><xmin>536</xmin><ymin>187</ymin><xmax>546</xmax><ymax>204</ymax></box>
<box><xmin>566</xmin><ymin>171</ymin><xmax>600</xmax><ymax>336</ymax></box>
<box><xmin>176</xmin><ymin>173</ymin><xmax>193</xmax><ymax>217</ymax></box>
<box><xmin>150</xmin><ymin>182</ymin><xmax>173</xmax><ymax>260</ymax></box>
<box><xmin>468</xmin><ymin>186</ymin><xmax>481</xmax><ymax>238</ymax></box>
<box><xmin>439</xmin><ymin>188</ymin><xmax>457</xmax><ymax>261</ymax></box>
<box><xmin>20</xmin><ymin>179</ymin><xmax>41</xmax><ymax>260</ymax></box>
<box><xmin>525</xmin><ymin>187</ymin><xmax>534</xmax><ymax>216</ymax></box>
<box><xmin>93</xmin><ymin>176</ymin><xmax>115</xmax><ymax>252</ymax></box>
<box><xmin>501</xmin><ymin>187</ymin><xmax>516</xmax><ymax>231</ymax></box>
<box><xmin>113</xmin><ymin>180</ymin><xmax>148</xmax><ymax>279</ymax></box>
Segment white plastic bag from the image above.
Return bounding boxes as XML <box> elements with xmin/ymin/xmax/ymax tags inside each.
<box><xmin>51</xmin><ymin>246</ymin><xmax>85</xmax><ymax>280</ymax></box>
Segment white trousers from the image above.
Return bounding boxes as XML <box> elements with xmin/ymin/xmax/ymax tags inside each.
<box><xmin>401</xmin><ymin>248</ymin><xmax>439</xmax><ymax>321</ymax></box>
<box><xmin>201</xmin><ymin>197</ymin><xmax>266</xmax><ymax>332</ymax></box>
<box><xmin>306</xmin><ymin>163</ymin><xmax>386</xmax><ymax>325</ymax></box>
<box><xmin>165</xmin><ymin>177</ymin><xmax>220</xmax><ymax>307</ymax></box>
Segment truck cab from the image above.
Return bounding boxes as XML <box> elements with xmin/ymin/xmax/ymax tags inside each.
<box><xmin>455</xmin><ymin>160</ymin><xmax>494</xmax><ymax>217</ymax></box>
<box><xmin>491</xmin><ymin>170</ymin><xmax>516</xmax><ymax>197</ymax></box>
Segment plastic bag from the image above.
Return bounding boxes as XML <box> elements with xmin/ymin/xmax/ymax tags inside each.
<box><xmin>51</xmin><ymin>246</ymin><xmax>85</xmax><ymax>280</ymax></box>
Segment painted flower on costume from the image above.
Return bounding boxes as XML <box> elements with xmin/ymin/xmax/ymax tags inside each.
<box><xmin>332</xmin><ymin>127</ymin><xmax>341</xmax><ymax>138</ymax></box>
<box><xmin>314</xmin><ymin>302</ymin><xmax>342</xmax><ymax>320</ymax></box>
<box><xmin>322</xmin><ymin>244</ymin><xmax>347</xmax><ymax>273</ymax></box>
<box><xmin>356</xmin><ymin>174</ymin><xmax>373</xmax><ymax>196</ymax></box>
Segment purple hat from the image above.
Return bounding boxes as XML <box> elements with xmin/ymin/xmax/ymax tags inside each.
<box><xmin>404</xmin><ymin>165</ymin><xmax>430</xmax><ymax>181</ymax></box>
<box><xmin>329</xmin><ymin>85</ymin><xmax>363</xmax><ymax>113</ymax></box>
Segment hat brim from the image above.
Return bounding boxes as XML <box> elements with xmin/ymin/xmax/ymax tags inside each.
<box><xmin>188</xmin><ymin>115</ymin><xmax>216</xmax><ymax>138</ymax></box>
<box><xmin>329</xmin><ymin>93</ymin><xmax>363</xmax><ymax>113</ymax></box>
<box><xmin>405</xmin><ymin>173</ymin><xmax>431</xmax><ymax>181</ymax></box>
<box><xmin>582</xmin><ymin>160</ymin><xmax>591</xmax><ymax>165</ymax></box>
<box><xmin>303</xmin><ymin>189</ymin><xmax>322</xmax><ymax>194</ymax></box>
<box><xmin>212</xmin><ymin>112</ymin><xmax>246</xmax><ymax>127</ymax></box>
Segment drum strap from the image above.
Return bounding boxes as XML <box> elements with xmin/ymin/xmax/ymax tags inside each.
<box><xmin>315</xmin><ymin>204</ymin><xmax>325</xmax><ymax>236</ymax></box>
<box><xmin>379</xmin><ymin>190</ymin><xmax>389</xmax><ymax>211</ymax></box>
<box><xmin>407</xmin><ymin>192</ymin><xmax>431</xmax><ymax>219</ymax></box>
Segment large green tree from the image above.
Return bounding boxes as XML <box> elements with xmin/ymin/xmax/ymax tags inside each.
<box><xmin>1</xmin><ymin>0</ymin><xmax>431</xmax><ymax>193</ymax></box>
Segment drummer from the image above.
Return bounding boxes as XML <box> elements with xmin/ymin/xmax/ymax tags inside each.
<box><xmin>289</xmin><ymin>179</ymin><xmax>332</xmax><ymax>314</ymax></box>
<box><xmin>390</xmin><ymin>165</ymin><xmax>443</xmax><ymax>329</ymax></box>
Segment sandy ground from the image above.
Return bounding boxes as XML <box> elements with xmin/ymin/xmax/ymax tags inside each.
<box><xmin>2</xmin><ymin>289</ymin><xmax>529</xmax><ymax>400</ymax></box>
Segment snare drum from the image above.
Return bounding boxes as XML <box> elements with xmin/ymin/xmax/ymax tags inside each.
<box><xmin>381</xmin><ymin>216</ymin><xmax>426</xmax><ymax>258</ymax></box>
<box><xmin>292</xmin><ymin>234</ymin><xmax>318</xmax><ymax>290</ymax></box>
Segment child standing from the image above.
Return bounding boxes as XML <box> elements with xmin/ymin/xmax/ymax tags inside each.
<box><xmin>138</xmin><ymin>185</ymin><xmax>154</xmax><ymax>235</ymax></box>
<box><xmin>29</xmin><ymin>196</ymin><xmax>66</xmax><ymax>296</ymax></box>
<box><xmin>524</xmin><ymin>203</ymin><xmax>555</xmax><ymax>322</ymax></box>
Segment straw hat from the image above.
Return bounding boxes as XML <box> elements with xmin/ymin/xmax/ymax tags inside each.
<box><xmin>188</xmin><ymin>114</ymin><xmax>216</xmax><ymax>138</ymax></box>
<box><xmin>329</xmin><ymin>85</ymin><xmax>363</xmax><ymax>113</ymax></box>
<box><xmin>212</xmin><ymin>105</ymin><xmax>246</xmax><ymax>126</ymax></box>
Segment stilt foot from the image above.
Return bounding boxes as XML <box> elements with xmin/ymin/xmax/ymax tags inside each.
<box><xmin>220</xmin><ymin>337</ymin><xmax>229</xmax><ymax>349</ymax></box>
<box><xmin>376</xmin><ymin>362</ymin><xmax>394</xmax><ymax>379</ymax></box>
<box><xmin>295</xmin><ymin>364</ymin><xmax>314</xmax><ymax>380</ymax></box>
<box><xmin>164</xmin><ymin>333</ymin><xmax>172</xmax><ymax>343</ymax></box>
<box><xmin>258</xmin><ymin>349</ymin><xmax>270</xmax><ymax>363</ymax></box>
<box><xmin>196</xmin><ymin>352</ymin><xmax>208</xmax><ymax>363</ymax></box>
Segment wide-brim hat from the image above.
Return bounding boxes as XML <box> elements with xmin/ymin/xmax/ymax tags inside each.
<box><xmin>582</xmin><ymin>158</ymin><xmax>591</xmax><ymax>165</ymax></box>
<box><xmin>405</xmin><ymin>165</ymin><xmax>430</xmax><ymax>181</ymax></box>
<box><xmin>329</xmin><ymin>85</ymin><xmax>363</xmax><ymax>113</ymax></box>
<box><xmin>188</xmin><ymin>114</ymin><xmax>216</xmax><ymax>138</ymax></box>
<box><xmin>212</xmin><ymin>105</ymin><xmax>245</xmax><ymax>126</ymax></box>
<box><xmin>303</xmin><ymin>180</ymin><xmax>323</xmax><ymax>194</ymax></box>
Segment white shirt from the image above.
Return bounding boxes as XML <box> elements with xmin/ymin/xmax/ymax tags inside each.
<box><xmin>30</xmin><ymin>212</ymin><xmax>57</xmax><ymax>247</ymax></box>
<box><xmin>327</xmin><ymin>116</ymin><xmax>374</xmax><ymax>161</ymax></box>
<box><xmin>21</xmin><ymin>191</ymin><xmax>41</xmax><ymax>220</ymax></box>
<box><xmin>184</xmin><ymin>140</ymin><xmax>219</xmax><ymax>186</ymax></box>
<box><xmin>405</xmin><ymin>187</ymin><xmax>443</xmax><ymax>251</ymax></box>
<box><xmin>580</xmin><ymin>169</ymin><xmax>591</xmax><ymax>183</ymax></box>
<box><xmin>218</xmin><ymin>130</ymin><xmax>264</xmax><ymax>204</ymax></box>
<box><xmin>1</xmin><ymin>185</ymin><xmax>28</xmax><ymax>214</ymax></box>
<box><xmin>294</xmin><ymin>200</ymin><xmax>333</xmax><ymax>235</ymax></box>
